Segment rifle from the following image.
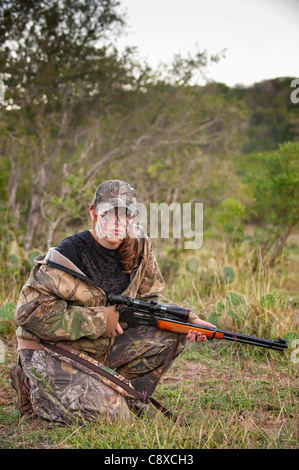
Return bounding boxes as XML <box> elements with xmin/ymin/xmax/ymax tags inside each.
<box><xmin>107</xmin><ymin>293</ymin><xmax>288</xmax><ymax>351</ymax></box>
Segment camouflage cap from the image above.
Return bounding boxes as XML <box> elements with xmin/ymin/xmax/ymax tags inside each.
<box><xmin>91</xmin><ymin>180</ymin><xmax>138</xmax><ymax>214</ymax></box>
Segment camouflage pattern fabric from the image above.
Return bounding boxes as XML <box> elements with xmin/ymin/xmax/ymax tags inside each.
<box><xmin>13</xmin><ymin>232</ymin><xmax>194</xmax><ymax>423</ymax></box>
<box><xmin>99</xmin><ymin>325</ymin><xmax>186</xmax><ymax>394</ymax></box>
<box><xmin>19</xmin><ymin>325</ymin><xmax>186</xmax><ymax>424</ymax></box>
<box><xmin>19</xmin><ymin>349</ymin><xmax>131</xmax><ymax>424</ymax></box>
<box><xmin>91</xmin><ymin>179</ymin><xmax>138</xmax><ymax>213</ymax></box>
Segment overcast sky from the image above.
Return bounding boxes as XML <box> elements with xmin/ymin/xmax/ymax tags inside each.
<box><xmin>115</xmin><ymin>0</ymin><xmax>299</xmax><ymax>87</ymax></box>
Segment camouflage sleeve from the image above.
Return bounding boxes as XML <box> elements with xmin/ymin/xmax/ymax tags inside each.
<box><xmin>14</xmin><ymin>265</ymin><xmax>109</xmax><ymax>341</ymax></box>
<box><xmin>136</xmin><ymin>238</ymin><xmax>165</xmax><ymax>300</ymax></box>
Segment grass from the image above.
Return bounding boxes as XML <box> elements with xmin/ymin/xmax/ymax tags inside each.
<box><xmin>0</xmin><ymin>339</ymin><xmax>298</xmax><ymax>449</ymax></box>
<box><xmin>0</xmin><ymin>234</ymin><xmax>298</xmax><ymax>449</ymax></box>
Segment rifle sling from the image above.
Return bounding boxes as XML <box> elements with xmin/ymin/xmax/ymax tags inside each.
<box><xmin>40</xmin><ymin>339</ymin><xmax>177</xmax><ymax>421</ymax></box>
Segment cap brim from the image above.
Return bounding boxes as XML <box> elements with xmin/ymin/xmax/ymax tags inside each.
<box><xmin>95</xmin><ymin>198</ymin><xmax>137</xmax><ymax>215</ymax></box>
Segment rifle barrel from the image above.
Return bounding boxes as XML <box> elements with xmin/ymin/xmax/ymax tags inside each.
<box><xmin>220</xmin><ymin>331</ymin><xmax>287</xmax><ymax>350</ymax></box>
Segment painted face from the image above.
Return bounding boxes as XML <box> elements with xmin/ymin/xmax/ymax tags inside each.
<box><xmin>94</xmin><ymin>208</ymin><xmax>133</xmax><ymax>241</ymax></box>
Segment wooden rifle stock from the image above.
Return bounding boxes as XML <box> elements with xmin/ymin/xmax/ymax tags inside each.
<box><xmin>156</xmin><ymin>319</ymin><xmax>224</xmax><ymax>340</ymax></box>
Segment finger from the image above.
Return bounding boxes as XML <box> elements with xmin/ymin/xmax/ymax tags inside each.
<box><xmin>196</xmin><ymin>334</ymin><xmax>207</xmax><ymax>343</ymax></box>
<box><xmin>195</xmin><ymin>333</ymin><xmax>202</xmax><ymax>342</ymax></box>
<box><xmin>187</xmin><ymin>330</ymin><xmax>197</xmax><ymax>342</ymax></box>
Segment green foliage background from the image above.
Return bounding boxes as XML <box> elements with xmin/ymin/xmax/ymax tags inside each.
<box><xmin>0</xmin><ymin>0</ymin><xmax>298</xmax><ymax>336</ymax></box>
<box><xmin>0</xmin><ymin>0</ymin><xmax>298</xmax><ymax>449</ymax></box>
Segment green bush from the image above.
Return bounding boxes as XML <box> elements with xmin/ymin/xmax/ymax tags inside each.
<box><xmin>0</xmin><ymin>302</ymin><xmax>16</xmax><ymax>336</ymax></box>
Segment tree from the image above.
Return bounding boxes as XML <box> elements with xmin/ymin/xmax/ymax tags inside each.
<box><xmin>247</xmin><ymin>142</ymin><xmax>299</xmax><ymax>271</ymax></box>
<box><xmin>0</xmin><ymin>0</ymin><xmax>128</xmax><ymax>250</ymax></box>
<box><xmin>234</xmin><ymin>78</ymin><xmax>298</xmax><ymax>153</ymax></box>
<box><xmin>0</xmin><ymin>2</ymin><xmax>250</xmax><ymax>254</ymax></box>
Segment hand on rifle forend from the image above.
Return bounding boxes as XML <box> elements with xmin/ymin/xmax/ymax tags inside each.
<box><xmin>186</xmin><ymin>316</ymin><xmax>216</xmax><ymax>343</ymax></box>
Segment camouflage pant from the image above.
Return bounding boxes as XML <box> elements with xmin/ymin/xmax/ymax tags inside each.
<box><xmin>19</xmin><ymin>326</ymin><xmax>186</xmax><ymax>424</ymax></box>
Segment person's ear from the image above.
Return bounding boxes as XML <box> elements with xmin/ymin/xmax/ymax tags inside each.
<box><xmin>89</xmin><ymin>207</ymin><xmax>95</xmax><ymax>220</ymax></box>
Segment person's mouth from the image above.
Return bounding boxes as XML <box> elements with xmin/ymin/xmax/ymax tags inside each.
<box><xmin>109</xmin><ymin>228</ymin><xmax>123</xmax><ymax>236</ymax></box>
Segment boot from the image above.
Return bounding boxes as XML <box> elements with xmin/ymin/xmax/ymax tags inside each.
<box><xmin>125</xmin><ymin>396</ymin><xmax>154</xmax><ymax>418</ymax></box>
<box><xmin>10</xmin><ymin>364</ymin><xmax>33</xmax><ymax>414</ymax></box>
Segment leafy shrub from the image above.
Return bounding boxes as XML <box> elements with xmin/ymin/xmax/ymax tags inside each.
<box><xmin>0</xmin><ymin>302</ymin><xmax>16</xmax><ymax>336</ymax></box>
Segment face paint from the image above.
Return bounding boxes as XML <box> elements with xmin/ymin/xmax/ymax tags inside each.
<box><xmin>94</xmin><ymin>211</ymin><xmax>129</xmax><ymax>241</ymax></box>
<box><xmin>94</xmin><ymin>216</ymin><xmax>107</xmax><ymax>240</ymax></box>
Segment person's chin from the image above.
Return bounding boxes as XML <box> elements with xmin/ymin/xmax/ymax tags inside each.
<box><xmin>107</xmin><ymin>232</ymin><xmax>125</xmax><ymax>242</ymax></box>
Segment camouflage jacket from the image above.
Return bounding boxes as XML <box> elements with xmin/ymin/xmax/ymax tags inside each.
<box><xmin>14</xmin><ymin>233</ymin><xmax>168</xmax><ymax>356</ymax></box>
